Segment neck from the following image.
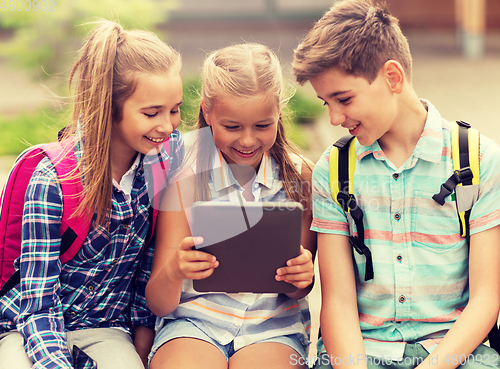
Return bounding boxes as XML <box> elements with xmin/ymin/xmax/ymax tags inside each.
<box><xmin>378</xmin><ymin>94</ymin><xmax>428</xmax><ymax>168</ymax></box>
<box><xmin>111</xmin><ymin>149</ymin><xmax>137</xmax><ymax>183</ymax></box>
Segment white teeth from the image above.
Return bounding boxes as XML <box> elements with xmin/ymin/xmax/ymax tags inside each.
<box><xmin>147</xmin><ymin>137</ymin><xmax>165</xmax><ymax>143</ymax></box>
<box><xmin>237</xmin><ymin>149</ymin><xmax>255</xmax><ymax>154</ymax></box>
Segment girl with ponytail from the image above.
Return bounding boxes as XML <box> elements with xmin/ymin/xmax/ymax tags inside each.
<box><xmin>0</xmin><ymin>20</ymin><xmax>184</xmax><ymax>369</ymax></box>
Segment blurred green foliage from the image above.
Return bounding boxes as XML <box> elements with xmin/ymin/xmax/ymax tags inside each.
<box><xmin>287</xmin><ymin>88</ymin><xmax>324</xmax><ymax>124</ymax></box>
<box><xmin>0</xmin><ymin>0</ymin><xmax>177</xmax><ymax>79</ymax></box>
<box><xmin>0</xmin><ymin>107</ymin><xmax>68</xmax><ymax>155</ymax></box>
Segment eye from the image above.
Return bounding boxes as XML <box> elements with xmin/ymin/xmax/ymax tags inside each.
<box><xmin>224</xmin><ymin>125</ymin><xmax>239</xmax><ymax>130</ymax></box>
<box><xmin>256</xmin><ymin>124</ymin><xmax>271</xmax><ymax>129</ymax></box>
<box><xmin>144</xmin><ymin>112</ymin><xmax>158</xmax><ymax>118</ymax></box>
<box><xmin>322</xmin><ymin>101</ymin><xmax>328</xmax><ymax>106</ymax></box>
<box><xmin>338</xmin><ymin>97</ymin><xmax>351</xmax><ymax>104</ymax></box>
<box><xmin>171</xmin><ymin>109</ymin><xmax>180</xmax><ymax>114</ymax></box>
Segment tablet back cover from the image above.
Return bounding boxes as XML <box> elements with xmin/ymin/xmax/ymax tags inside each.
<box><xmin>191</xmin><ymin>202</ymin><xmax>302</xmax><ymax>293</ymax></box>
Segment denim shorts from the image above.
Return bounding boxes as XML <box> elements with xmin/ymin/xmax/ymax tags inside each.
<box><xmin>149</xmin><ymin>318</ymin><xmax>308</xmax><ymax>363</ymax></box>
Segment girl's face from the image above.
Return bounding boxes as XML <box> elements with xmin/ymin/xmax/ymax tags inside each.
<box><xmin>112</xmin><ymin>71</ymin><xmax>183</xmax><ymax>162</ymax></box>
<box><xmin>204</xmin><ymin>94</ymin><xmax>279</xmax><ymax>171</ymax></box>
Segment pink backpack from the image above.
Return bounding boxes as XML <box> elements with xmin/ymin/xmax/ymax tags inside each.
<box><xmin>0</xmin><ymin>138</ymin><xmax>169</xmax><ymax>295</ymax></box>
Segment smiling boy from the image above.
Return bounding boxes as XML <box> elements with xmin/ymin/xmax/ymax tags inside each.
<box><xmin>292</xmin><ymin>0</ymin><xmax>500</xmax><ymax>368</ymax></box>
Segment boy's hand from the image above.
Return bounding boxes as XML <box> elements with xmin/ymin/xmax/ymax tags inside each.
<box><xmin>166</xmin><ymin>237</ymin><xmax>219</xmax><ymax>281</ymax></box>
<box><xmin>275</xmin><ymin>246</ymin><xmax>314</xmax><ymax>289</ymax></box>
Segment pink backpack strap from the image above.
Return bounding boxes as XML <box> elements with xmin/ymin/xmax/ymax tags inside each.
<box><xmin>43</xmin><ymin>139</ymin><xmax>90</xmax><ymax>263</ymax></box>
<box><xmin>0</xmin><ymin>146</ymin><xmax>47</xmax><ymax>287</ymax></box>
<box><xmin>0</xmin><ymin>139</ymin><xmax>88</xmax><ymax>293</ymax></box>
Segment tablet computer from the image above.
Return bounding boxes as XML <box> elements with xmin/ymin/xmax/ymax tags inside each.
<box><xmin>190</xmin><ymin>201</ymin><xmax>303</xmax><ymax>294</ymax></box>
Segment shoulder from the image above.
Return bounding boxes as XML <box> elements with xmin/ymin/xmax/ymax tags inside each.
<box><xmin>24</xmin><ymin>155</ymin><xmax>63</xmax><ymax>205</ymax></box>
<box><xmin>312</xmin><ymin>145</ymin><xmax>334</xmax><ymax>178</ymax></box>
<box><xmin>287</xmin><ymin>153</ymin><xmax>314</xmax><ymax>180</ymax></box>
<box><xmin>300</xmin><ymin>156</ymin><xmax>314</xmax><ymax>184</ymax></box>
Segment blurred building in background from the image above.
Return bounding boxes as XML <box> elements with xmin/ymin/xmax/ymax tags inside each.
<box><xmin>160</xmin><ymin>0</ymin><xmax>500</xmax><ymax>74</ymax></box>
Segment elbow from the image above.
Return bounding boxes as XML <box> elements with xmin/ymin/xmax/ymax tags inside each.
<box><xmin>145</xmin><ymin>281</ymin><xmax>179</xmax><ymax>318</ymax></box>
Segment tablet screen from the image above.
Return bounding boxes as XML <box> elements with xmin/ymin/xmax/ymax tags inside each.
<box><xmin>190</xmin><ymin>201</ymin><xmax>303</xmax><ymax>293</ymax></box>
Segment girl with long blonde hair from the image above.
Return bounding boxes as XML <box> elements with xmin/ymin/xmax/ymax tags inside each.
<box><xmin>146</xmin><ymin>43</ymin><xmax>317</xmax><ymax>369</ymax></box>
<box><xmin>0</xmin><ymin>20</ymin><xmax>183</xmax><ymax>369</ymax></box>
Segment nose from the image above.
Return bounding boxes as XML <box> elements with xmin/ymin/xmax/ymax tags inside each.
<box><xmin>328</xmin><ymin>105</ymin><xmax>346</xmax><ymax>127</ymax></box>
<box><xmin>156</xmin><ymin>116</ymin><xmax>173</xmax><ymax>136</ymax></box>
<box><xmin>240</xmin><ymin>129</ymin><xmax>257</xmax><ymax>147</ymax></box>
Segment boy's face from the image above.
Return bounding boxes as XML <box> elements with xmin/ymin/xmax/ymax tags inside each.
<box><xmin>309</xmin><ymin>67</ymin><xmax>397</xmax><ymax>146</ymax></box>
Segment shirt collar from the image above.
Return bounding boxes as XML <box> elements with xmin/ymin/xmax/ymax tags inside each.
<box><xmin>143</xmin><ymin>137</ymin><xmax>172</xmax><ymax>166</ymax></box>
<box><xmin>211</xmin><ymin>150</ymin><xmax>274</xmax><ymax>192</ymax></box>
<box><xmin>355</xmin><ymin>99</ymin><xmax>443</xmax><ymax>164</ymax></box>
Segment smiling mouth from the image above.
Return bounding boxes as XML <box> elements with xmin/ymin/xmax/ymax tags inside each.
<box><xmin>345</xmin><ymin>123</ymin><xmax>360</xmax><ymax>132</ymax></box>
<box><xmin>233</xmin><ymin>147</ymin><xmax>259</xmax><ymax>157</ymax></box>
<box><xmin>146</xmin><ymin>136</ymin><xmax>166</xmax><ymax>143</ymax></box>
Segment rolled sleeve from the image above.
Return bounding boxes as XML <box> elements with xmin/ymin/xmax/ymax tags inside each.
<box><xmin>17</xmin><ymin>158</ymin><xmax>73</xmax><ymax>368</ymax></box>
<box><xmin>469</xmin><ymin>136</ymin><xmax>500</xmax><ymax>234</ymax></box>
<box><xmin>311</xmin><ymin>146</ymin><xmax>350</xmax><ymax>235</ymax></box>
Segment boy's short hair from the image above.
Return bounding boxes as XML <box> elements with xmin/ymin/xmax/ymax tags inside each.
<box><xmin>292</xmin><ymin>0</ymin><xmax>412</xmax><ymax>85</ymax></box>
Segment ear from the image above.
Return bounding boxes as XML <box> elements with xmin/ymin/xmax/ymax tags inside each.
<box><xmin>382</xmin><ymin>60</ymin><xmax>405</xmax><ymax>94</ymax></box>
<box><xmin>201</xmin><ymin>99</ymin><xmax>211</xmax><ymax>126</ymax></box>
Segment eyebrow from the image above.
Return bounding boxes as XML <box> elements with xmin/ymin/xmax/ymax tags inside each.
<box><xmin>142</xmin><ymin>101</ymin><xmax>183</xmax><ymax>110</ymax></box>
<box><xmin>221</xmin><ymin>118</ymin><xmax>274</xmax><ymax>124</ymax></box>
<box><xmin>321</xmin><ymin>90</ymin><xmax>352</xmax><ymax>99</ymax></box>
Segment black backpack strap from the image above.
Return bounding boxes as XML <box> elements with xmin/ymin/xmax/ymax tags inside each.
<box><xmin>0</xmin><ymin>227</ymin><xmax>80</xmax><ymax>297</ymax></box>
<box><xmin>488</xmin><ymin>323</ymin><xmax>500</xmax><ymax>353</ymax></box>
<box><xmin>332</xmin><ymin>135</ymin><xmax>374</xmax><ymax>281</ymax></box>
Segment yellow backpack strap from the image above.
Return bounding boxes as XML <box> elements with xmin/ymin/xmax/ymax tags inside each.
<box><xmin>328</xmin><ymin>135</ymin><xmax>374</xmax><ymax>281</ymax></box>
<box><xmin>433</xmin><ymin>120</ymin><xmax>479</xmax><ymax>241</ymax></box>
<box><xmin>329</xmin><ymin>135</ymin><xmax>357</xmax><ymax>207</ymax></box>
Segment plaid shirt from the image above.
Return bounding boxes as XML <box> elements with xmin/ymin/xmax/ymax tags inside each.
<box><xmin>0</xmin><ymin>130</ymin><xmax>184</xmax><ymax>368</ymax></box>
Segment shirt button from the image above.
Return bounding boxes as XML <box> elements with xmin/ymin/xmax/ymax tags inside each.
<box><xmin>88</xmin><ymin>286</ymin><xmax>95</xmax><ymax>292</ymax></box>
<box><xmin>397</xmin><ymin>255</ymin><xmax>402</xmax><ymax>262</ymax></box>
<box><xmin>111</xmin><ymin>259</ymin><xmax>119</xmax><ymax>265</ymax></box>
<box><xmin>393</xmin><ymin>173</ymin><xmax>399</xmax><ymax>180</ymax></box>
<box><xmin>398</xmin><ymin>295</ymin><xmax>406</xmax><ymax>303</ymax></box>
<box><xmin>394</xmin><ymin>213</ymin><xmax>401</xmax><ymax>221</ymax></box>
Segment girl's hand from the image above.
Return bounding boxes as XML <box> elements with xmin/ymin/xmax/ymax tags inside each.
<box><xmin>166</xmin><ymin>237</ymin><xmax>219</xmax><ymax>281</ymax></box>
<box><xmin>275</xmin><ymin>246</ymin><xmax>314</xmax><ymax>289</ymax></box>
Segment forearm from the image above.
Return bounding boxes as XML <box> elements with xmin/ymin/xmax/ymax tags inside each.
<box><xmin>145</xmin><ymin>269</ymin><xmax>183</xmax><ymax>317</ymax></box>
<box><xmin>18</xmin><ymin>313</ymin><xmax>73</xmax><ymax>368</ymax></box>
<box><xmin>321</xmin><ymin>300</ymin><xmax>367</xmax><ymax>369</ymax></box>
<box><xmin>417</xmin><ymin>296</ymin><xmax>500</xmax><ymax>369</ymax></box>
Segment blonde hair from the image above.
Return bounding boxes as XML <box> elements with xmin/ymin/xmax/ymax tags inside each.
<box><xmin>293</xmin><ymin>0</ymin><xmax>412</xmax><ymax>84</ymax></box>
<box><xmin>195</xmin><ymin>43</ymin><xmax>308</xmax><ymax>203</ymax></box>
<box><xmin>63</xmin><ymin>20</ymin><xmax>181</xmax><ymax>227</ymax></box>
